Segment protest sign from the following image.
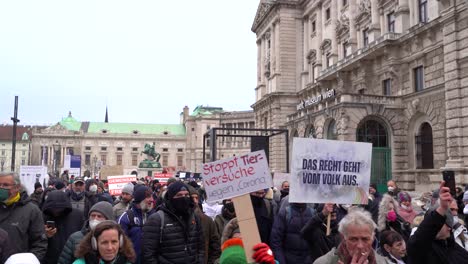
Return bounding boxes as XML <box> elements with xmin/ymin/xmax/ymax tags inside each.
<box><xmin>273</xmin><ymin>172</ymin><xmax>290</xmax><ymax>190</ymax></box>
<box><xmin>201</xmin><ymin>150</ymin><xmax>272</xmax><ymax>202</ymax></box>
<box><xmin>153</xmin><ymin>172</ymin><xmax>173</xmax><ymax>185</ymax></box>
<box><xmin>289</xmin><ymin>138</ymin><xmax>372</xmax><ymax>204</ymax></box>
<box><xmin>108</xmin><ymin>175</ymin><xmax>136</xmax><ymax>196</ymax></box>
<box><xmin>19</xmin><ymin>166</ymin><xmax>48</xmax><ymax>195</ymax></box>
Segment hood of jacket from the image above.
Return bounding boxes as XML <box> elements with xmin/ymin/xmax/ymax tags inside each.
<box><xmin>42</xmin><ymin>190</ymin><xmax>72</xmax><ymax>216</ymax></box>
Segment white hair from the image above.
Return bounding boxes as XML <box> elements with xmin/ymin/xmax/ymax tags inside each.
<box><xmin>338</xmin><ymin>207</ymin><xmax>376</xmax><ymax>237</ymax></box>
<box><xmin>0</xmin><ymin>171</ymin><xmax>21</xmax><ymax>185</ymax></box>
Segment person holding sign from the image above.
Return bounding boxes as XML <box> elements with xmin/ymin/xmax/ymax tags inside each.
<box><xmin>313</xmin><ymin>208</ymin><xmax>391</xmax><ymax>264</ymax></box>
<box><xmin>250</xmin><ymin>189</ymin><xmax>277</xmax><ymax>244</ymax></box>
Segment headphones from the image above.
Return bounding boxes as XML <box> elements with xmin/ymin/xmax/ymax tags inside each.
<box><xmin>91</xmin><ymin>221</ymin><xmax>124</xmax><ymax>251</ymax></box>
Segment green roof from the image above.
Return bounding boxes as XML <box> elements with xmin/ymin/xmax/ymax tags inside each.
<box><xmin>191</xmin><ymin>105</ymin><xmax>224</xmax><ymax>116</ymax></box>
<box><xmin>87</xmin><ymin>122</ymin><xmax>186</xmax><ymax>136</ymax></box>
<box><xmin>60</xmin><ymin>113</ymin><xmax>82</xmax><ymax>131</ymax></box>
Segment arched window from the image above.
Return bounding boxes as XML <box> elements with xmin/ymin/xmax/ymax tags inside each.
<box><xmin>293</xmin><ymin>130</ymin><xmax>299</xmax><ymax>137</ymax></box>
<box><xmin>327</xmin><ymin>120</ymin><xmax>338</xmax><ymax>140</ymax></box>
<box><xmin>416</xmin><ymin>122</ymin><xmax>433</xmax><ymax>169</ymax></box>
<box><xmin>356</xmin><ymin>120</ymin><xmax>388</xmax><ymax>147</ymax></box>
<box><xmin>306</xmin><ymin>126</ymin><xmax>316</xmax><ymax>138</ymax></box>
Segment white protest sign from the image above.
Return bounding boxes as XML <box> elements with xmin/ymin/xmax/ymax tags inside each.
<box><xmin>19</xmin><ymin>166</ymin><xmax>49</xmax><ymax>195</ymax></box>
<box><xmin>289</xmin><ymin>138</ymin><xmax>372</xmax><ymax>204</ymax></box>
<box><xmin>202</xmin><ymin>150</ymin><xmax>272</xmax><ymax>202</ymax></box>
<box><xmin>107</xmin><ymin>175</ymin><xmax>136</xmax><ymax>196</ymax></box>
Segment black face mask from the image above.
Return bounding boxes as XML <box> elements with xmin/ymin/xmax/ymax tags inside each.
<box><xmin>280</xmin><ymin>188</ymin><xmax>289</xmax><ymax>197</ymax></box>
<box><xmin>250</xmin><ymin>195</ymin><xmax>264</xmax><ymax>207</ymax></box>
<box><xmin>171</xmin><ymin>197</ymin><xmax>192</xmax><ymax>216</ymax></box>
<box><xmin>222</xmin><ymin>203</ymin><xmax>236</xmax><ymax>220</ymax></box>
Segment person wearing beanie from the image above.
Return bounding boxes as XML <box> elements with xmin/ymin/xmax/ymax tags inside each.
<box><xmin>58</xmin><ymin>201</ymin><xmax>114</xmax><ymax>264</ymax></box>
<box><xmin>398</xmin><ymin>192</ymin><xmax>417</xmax><ymax>224</ymax></box>
<box><xmin>54</xmin><ymin>180</ymin><xmax>66</xmax><ymax>191</ymax></box>
<box><xmin>188</xmin><ymin>185</ymin><xmax>221</xmax><ymax>264</ymax></box>
<box><xmin>30</xmin><ymin>182</ymin><xmax>44</xmax><ymax>207</ymax></box>
<box><xmin>113</xmin><ymin>183</ymin><xmax>134</xmax><ymax>219</ymax></box>
<box><xmin>118</xmin><ymin>184</ymin><xmax>154</xmax><ymax>263</ymax></box>
<box><xmin>142</xmin><ymin>181</ymin><xmax>205</xmax><ymax>264</ymax></box>
<box><xmin>42</xmin><ymin>190</ymin><xmax>85</xmax><ymax>264</ymax></box>
<box><xmin>219</xmin><ymin>238</ymin><xmax>278</xmax><ymax>264</ymax></box>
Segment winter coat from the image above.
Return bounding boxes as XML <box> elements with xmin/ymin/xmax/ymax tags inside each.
<box><xmin>270</xmin><ymin>204</ymin><xmax>314</xmax><ymax>264</ymax></box>
<box><xmin>72</xmin><ymin>254</ymin><xmax>131</xmax><ymax>264</ymax></box>
<box><xmin>141</xmin><ymin>204</ymin><xmax>205</xmax><ymax>264</ymax></box>
<box><xmin>313</xmin><ymin>247</ymin><xmax>391</xmax><ymax>264</ymax></box>
<box><xmin>0</xmin><ymin>228</ymin><xmax>14</xmax><ymax>263</ymax></box>
<box><xmin>407</xmin><ymin>210</ymin><xmax>468</xmax><ymax>264</ymax></box>
<box><xmin>29</xmin><ymin>191</ymin><xmax>43</xmax><ymax>208</ymax></box>
<box><xmin>113</xmin><ymin>200</ymin><xmax>130</xmax><ymax>220</ymax></box>
<box><xmin>252</xmin><ymin>197</ymin><xmax>276</xmax><ymax>244</ymax></box>
<box><xmin>57</xmin><ymin>223</ymin><xmax>89</xmax><ymax>264</ymax></box>
<box><xmin>42</xmin><ymin>190</ymin><xmax>85</xmax><ymax>264</ymax></box>
<box><xmin>301</xmin><ymin>211</ymin><xmax>341</xmax><ymax>262</ymax></box>
<box><xmin>378</xmin><ymin>194</ymin><xmax>411</xmax><ymax>241</ymax></box>
<box><xmin>196</xmin><ymin>209</ymin><xmax>221</xmax><ymax>264</ymax></box>
<box><xmin>118</xmin><ymin>205</ymin><xmax>154</xmax><ymax>262</ymax></box>
<box><xmin>214</xmin><ymin>214</ymin><xmax>231</xmax><ymax>241</ymax></box>
<box><xmin>0</xmin><ymin>191</ymin><xmax>47</xmax><ymax>261</ymax></box>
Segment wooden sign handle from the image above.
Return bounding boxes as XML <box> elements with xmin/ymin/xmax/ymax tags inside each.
<box><xmin>326</xmin><ymin>213</ymin><xmax>331</xmax><ymax>236</ymax></box>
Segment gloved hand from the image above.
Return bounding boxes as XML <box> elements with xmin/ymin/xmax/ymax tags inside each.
<box><xmin>252</xmin><ymin>243</ymin><xmax>275</xmax><ymax>264</ymax></box>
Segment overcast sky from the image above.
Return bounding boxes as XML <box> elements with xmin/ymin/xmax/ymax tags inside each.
<box><xmin>0</xmin><ymin>1</ymin><xmax>260</xmax><ymax>126</ymax></box>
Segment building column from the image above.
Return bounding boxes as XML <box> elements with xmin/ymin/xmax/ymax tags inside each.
<box><xmin>370</xmin><ymin>0</ymin><xmax>381</xmax><ymax>40</ymax></box>
<box><xmin>349</xmin><ymin>0</ymin><xmax>358</xmax><ymax>50</ymax></box>
<box><xmin>303</xmin><ymin>16</ymin><xmax>309</xmax><ymax>71</ymax></box>
<box><xmin>396</xmin><ymin>0</ymin><xmax>410</xmax><ymax>32</ymax></box>
<box><xmin>330</xmin><ymin>0</ymin><xmax>338</xmax><ymax>62</ymax></box>
<box><xmin>316</xmin><ymin>4</ymin><xmax>323</xmax><ymax>72</ymax></box>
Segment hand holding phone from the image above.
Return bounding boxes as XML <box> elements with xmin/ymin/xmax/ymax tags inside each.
<box><xmin>442</xmin><ymin>170</ymin><xmax>456</xmax><ymax>197</ymax></box>
<box><xmin>46</xmin><ymin>221</ymin><xmax>55</xmax><ymax>229</ymax></box>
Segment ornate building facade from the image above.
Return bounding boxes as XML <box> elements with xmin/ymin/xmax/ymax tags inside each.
<box><xmin>0</xmin><ymin>125</ymin><xmax>33</xmax><ymax>172</ymax></box>
<box><xmin>252</xmin><ymin>0</ymin><xmax>468</xmax><ymax>191</ymax></box>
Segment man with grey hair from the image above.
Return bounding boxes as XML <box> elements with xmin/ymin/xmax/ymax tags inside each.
<box><xmin>0</xmin><ymin>172</ymin><xmax>47</xmax><ymax>261</ymax></box>
<box><xmin>314</xmin><ymin>207</ymin><xmax>391</xmax><ymax>264</ymax></box>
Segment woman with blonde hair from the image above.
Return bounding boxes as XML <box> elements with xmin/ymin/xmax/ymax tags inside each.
<box><xmin>73</xmin><ymin>221</ymin><xmax>136</xmax><ymax>264</ymax></box>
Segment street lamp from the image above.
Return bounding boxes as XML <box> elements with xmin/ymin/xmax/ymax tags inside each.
<box><xmin>93</xmin><ymin>155</ymin><xmax>98</xmax><ymax>177</ymax></box>
<box><xmin>53</xmin><ymin>140</ymin><xmax>60</xmax><ymax>177</ymax></box>
<box><xmin>0</xmin><ymin>157</ymin><xmax>5</xmax><ymax>172</ymax></box>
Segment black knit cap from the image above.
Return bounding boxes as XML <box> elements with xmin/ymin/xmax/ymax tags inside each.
<box><xmin>34</xmin><ymin>182</ymin><xmax>42</xmax><ymax>190</ymax></box>
<box><xmin>166</xmin><ymin>181</ymin><xmax>188</xmax><ymax>200</ymax></box>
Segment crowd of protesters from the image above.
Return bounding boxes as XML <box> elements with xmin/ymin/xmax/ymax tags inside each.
<box><xmin>1</xmin><ymin>169</ymin><xmax>468</xmax><ymax>263</ymax></box>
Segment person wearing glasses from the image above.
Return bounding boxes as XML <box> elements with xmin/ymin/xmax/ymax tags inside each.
<box><xmin>0</xmin><ymin>172</ymin><xmax>47</xmax><ymax>261</ymax></box>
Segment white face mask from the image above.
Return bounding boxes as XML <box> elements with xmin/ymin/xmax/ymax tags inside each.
<box><xmin>388</xmin><ymin>186</ymin><xmax>395</xmax><ymax>192</ymax></box>
<box><xmin>89</xmin><ymin>219</ymin><xmax>102</xmax><ymax>230</ymax></box>
<box><xmin>453</xmin><ymin>216</ymin><xmax>459</xmax><ymax>224</ymax></box>
<box><xmin>401</xmin><ymin>204</ymin><xmax>409</xmax><ymax>210</ymax></box>
<box><xmin>89</xmin><ymin>185</ymin><xmax>98</xmax><ymax>193</ymax></box>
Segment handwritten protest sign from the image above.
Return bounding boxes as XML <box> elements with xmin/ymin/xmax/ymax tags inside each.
<box><xmin>108</xmin><ymin>175</ymin><xmax>136</xmax><ymax>196</ymax></box>
<box><xmin>202</xmin><ymin>150</ymin><xmax>272</xmax><ymax>202</ymax></box>
<box><xmin>289</xmin><ymin>138</ymin><xmax>372</xmax><ymax>204</ymax></box>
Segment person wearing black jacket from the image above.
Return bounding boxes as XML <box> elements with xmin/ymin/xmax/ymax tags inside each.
<box><xmin>301</xmin><ymin>203</ymin><xmax>341</xmax><ymax>262</ymax></box>
<box><xmin>42</xmin><ymin>190</ymin><xmax>85</xmax><ymax>264</ymax></box>
<box><xmin>407</xmin><ymin>182</ymin><xmax>468</xmax><ymax>264</ymax></box>
<box><xmin>141</xmin><ymin>181</ymin><xmax>204</xmax><ymax>264</ymax></box>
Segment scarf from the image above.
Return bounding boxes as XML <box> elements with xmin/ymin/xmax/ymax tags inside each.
<box><xmin>5</xmin><ymin>192</ymin><xmax>20</xmax><ymax>206</ymax></box>
<box><xmin>337</xmin><ymin>242</ymin><xmax>377</xmax><ymax>264</ymax></box>
<box><xmin>71</xmin><ymin>191</ymin><xmax>85</xmax><ymax>201</ymax></box>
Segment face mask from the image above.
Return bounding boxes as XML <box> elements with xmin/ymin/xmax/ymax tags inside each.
<box><xmin>388</xmin><ymin>186</ymin><xmax>395</xmax><ymax>193</ymax></box>
<box><xmin>75</xmin><ymin>191</ymin><xmax>82</xmax><ymax>195</ymax></box>
<box><xmin>0</xmin><ymin>188</ymin><xmax>9</xmax><ymax>202</ymax></box>
<box><xmin>89</xmin><ymin>185</ymin><xmax>98</xmax><ymax>193</ymax></box>
<box><xmin>35</xmin><ymin>190</ymin><xmax>43</xmax><ymax>194</ymax></box>
<box><xmin>387</xmin><ymin>211</ymin><xmax>397</xmax><ymax>222</ymax></box>
<box><xmin>89</xmin><ymin>219</ymin><xmax>102</xmax><ymax>230</ymax></box>
<box><xmin>224</xmin><ymin>202</ymin><xmax>235</xmax><ymax>213</ymax></box>
<box><xmin>453</xmin><ymin>216</ymin><xmax>459</xmax><ymax>224</ymax></box>
<box><xmin>172</xmin><ymin>197</ymin><xmax>191</xmax><ymax>215</ymax></box>
<box><xmin>401</xmin><ymin>204</ymin><xmax>409</xmax><ymax>210</ymax></box>
<box><xmin>280</xmin><ymin>188</ymin><xmax>289</xmax><ymax>196</ymax></box>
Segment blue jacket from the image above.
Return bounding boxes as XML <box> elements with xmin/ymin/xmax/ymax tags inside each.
<box><xmin>118</xmin><ymin>205</ymin><xmax>154</xmax><ymax>263</ymax></box>
<box><xmin>270</xmin><ymin>204</ymin><xmax>315</xmax><ymax>264</ymax></box>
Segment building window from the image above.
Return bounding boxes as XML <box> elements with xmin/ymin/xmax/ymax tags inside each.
<box><xmin>343</xmin><ymin>0</ymin><xmax>348</xmax><ymax>6</ymax></box>
<box><xmin>132</xmin><ymin>155</ymin><xmax>138</xmax><ymax>166</ymax></box>
<box><xmin>1</xmin><ymin>150</ymin><xmax>4</xmax><ymax>156</ymax></box>
<box><xmin>342</xmin><ymin>42</ymin><xmax>350</xmax><ymax>58</ymax></box>
<box><xmin>21</xmin><ymin>159</ymin><xmax>25</xmax><ymax>165</ymax></box>
<box><xmin>162</xmin><ymin>155</ymin><xmax>168</xmax><ymax>167</ymax></box>
<box><xmin>326</xmin><ymin>53</ymin><xmax>332</xmax><ymax>67</ymax></box>
<box><xmin>419</xmin><ymin>0</ymin><xmax>428</xmax><ymax>23</ymax></box>
<box><xmin>132</xmin><ymin>147</ymin><xmax>138</xmax><ymax>152</ymax></box>
<box><xmin>116</xmin><ymin>154</ymin><xmax>122</xmax><ymax>166</ymax></box>
<box><xmin>207</xmin><ymin>125</ymin><xmax>211</xmax><ymax>130</ymax></box>
<box><xmin>191</xmin><ymin>127</ymin><xmax>195</xmax><ymax>131</ymax></box>
<box><xmin>306</xmin><ymin>126</ymin><xmax>316</xmax><ymax>138</ymax></box>
<box><xmin>356</xmin><ymin>120</ymin><xmax>388</xmax><ymax>147</ymax></box>
<box><xmin>363</xmin><ymin>28</ymin><xmax>369</xmax><ymax>46</ymax></box>
<box><xmin>327</xmin><ymin>120</ymin><xmax>338</xmax><ymax>140</ymax></box>
<box><xmin>177</xmin><ymin>156</ymin><xmax>183</xmax><ymax>167</ymax></box>
<box><xmin>85</xmin><ymin>154</ymin><xmax>91</xmax><ymax>166</ymax></box>
<box><xmin>117</xmin><ymin>147</ymin><xmax>123</xmax><ymax>151</ymax></box>
<box><xmin>85</xmin><ymin>146</ymin><xmax>91</xmax><ymax>151</ymax></box>
<box><xmin>387</xmin><ymin>12</ymin><xmax>395</xmax><ymax>32</ymax></box>
<box><xmin>414</xmin><ymin>66</ymin><xmax>424</xmax><ymax>91</ymax></box>
<box><xmin>101</xmin><ymin>147</ymin><xmax>107</xmax><ymax>151</ymax></box>
<box><xmin>416</xmin><ymin>122</ymin><xmax>433</xmax><ymax>169</ymax></box>
<box><xmin>383</xmin><ymin>79</ymin><xmax>392</xmax><ymax>95</ymax></box>
<box><xmin>101</xmin><ymin>155</ymin><xmax>107</xmax><ymax>166</ymax></box>
<box><xmin>162</xmin><ymin>148</ymin><xmax>168</xmax><ymax>152</ymax></box>
<box><xmin>177</xmin><ymin>148</ymin><xmax>183</xmax><ymax>152</ymax></box>
<box><xmin>325</xmin><ymin>8</ymin><xmax>331</xmax><ymax>20</ymax></box>
<box><xmin>22</xmin><ymin>151</ymin><xmax>25</xmax><ymax>156</ymax></box>
<box><xmin>311</xmin><ymin>21</ymin><xmax>316</xmax><ymax>33</ymax></box>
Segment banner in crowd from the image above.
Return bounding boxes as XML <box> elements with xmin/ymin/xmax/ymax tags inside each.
<box><xmin>273</xmin><ymin>172</ymin><xmax>290</xmax><ymax>190</ymax></box>
<box><xmin>153</xmin><ymin>172</ymin><xmax>173</xmax><ymax>185</ymax></box>
<box><xmin>108</xmin><ymin>175</ymin><xmax>136</xmax><ymax>196</ymax></box>
<box><xmin>201</xmin><ymin>150</ymin><xmax>272</xmax><ymax>202</ymax></box>
<box><xmin>289</xmin><ymin>138</ymin><xmax>372</xmax><ymax>204</ymax></box>
<box><xmin>19</xmin><ymin>165</ymin><xmax>49</xmax><ymax>195</ymax></box>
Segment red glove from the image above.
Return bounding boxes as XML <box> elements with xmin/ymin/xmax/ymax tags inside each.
<box><xmin>252</xmin><ymin>243</ymin><xmax>275</xmax><ymax>264</ymax></box>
